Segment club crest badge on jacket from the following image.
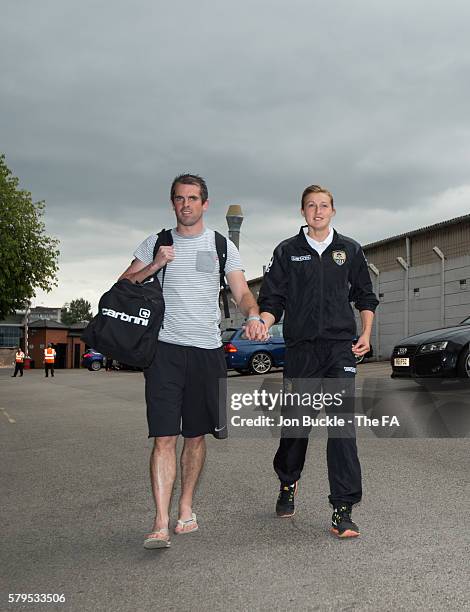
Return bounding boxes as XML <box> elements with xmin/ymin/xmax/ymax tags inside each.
<box><xmin>332</xmin><ymin>250</ymin><xmax>347</xmax><ymax>266</ymax></box>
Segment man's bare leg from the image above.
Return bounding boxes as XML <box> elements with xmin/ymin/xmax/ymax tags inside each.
<box><xmin>178</xmin><ymin>435</ymin><xmax>206</xmax><ymax>522</ymax></box>
<box><xmin>150</xmin><ymin>435</ymin><xmax>178</xmax><ymax>531</ymax></box>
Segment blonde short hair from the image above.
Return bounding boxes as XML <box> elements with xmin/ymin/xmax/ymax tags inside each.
<box><xmin>301</xmin><ymin>184</ymin><xmax>334</xmax><ymax>209</ymax></box>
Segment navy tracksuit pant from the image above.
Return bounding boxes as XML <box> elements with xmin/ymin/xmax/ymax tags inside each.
<box><xmin>273</xmin><ymin>339</ymin><xmax>362</xmax><ymax>506</ymax></box>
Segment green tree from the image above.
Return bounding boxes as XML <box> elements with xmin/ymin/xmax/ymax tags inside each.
<box><xmin>0</xmin><ymin>154</ymin><xmax>60</xmax><ymax>319</ymax></box>
<box><xmin>61</xmin><ymin>298</ymin><xmax>93</xmax><ymax>325</ymax></box>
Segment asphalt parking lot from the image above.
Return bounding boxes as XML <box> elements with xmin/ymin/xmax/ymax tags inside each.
<box><xmin>1</xmin><ymin>363</ymin><xmax>469</xmax><ymax>611</ymax></box>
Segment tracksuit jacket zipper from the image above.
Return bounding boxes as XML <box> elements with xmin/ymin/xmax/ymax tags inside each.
<box><xmin>303</xmin><ymin>243</ymin><xmax>325</xmax><ymax>338</ymax></box>
<box><xmin>318</xmin><ymin>252</ymin><xmax>324</xmax><ymax>337</ymax></box>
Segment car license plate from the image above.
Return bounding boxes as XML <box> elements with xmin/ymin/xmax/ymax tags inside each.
<box><xmin>394</xmin><ymin>358</ymin><xmax>409</xmax><ymax>366</ymax></box>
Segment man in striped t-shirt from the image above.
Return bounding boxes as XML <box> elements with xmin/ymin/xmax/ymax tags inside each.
<box><xmin>119</xmin><ymin>174</ymin><xmax>267</xmax><ymax>549</ymax></box>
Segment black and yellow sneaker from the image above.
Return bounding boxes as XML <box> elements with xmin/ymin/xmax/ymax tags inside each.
<box><xmin>330</xmin><ymin>503</ymin><xmax>360</xmax><ymax>538</ymax></box>
<box><xmin>276</xmin><ymin>482</ymin><xmax>298</xmax><ymax>517</ymax></box>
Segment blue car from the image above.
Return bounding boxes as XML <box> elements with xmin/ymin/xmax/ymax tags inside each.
<box><xmin>82</xmin><ymin>349</ymin><xmax>104</xmax><ymax>371</ymax></box>
<box><xmin>222</xmin><ymin>325</ymin><xmax>285</xmax><ymax>374</ymax></box>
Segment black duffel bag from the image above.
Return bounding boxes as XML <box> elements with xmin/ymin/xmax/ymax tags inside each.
<box><xmin>81</xmin><ymin>229</ymin><xmax>171</xmax><ymax>368</ymax></box>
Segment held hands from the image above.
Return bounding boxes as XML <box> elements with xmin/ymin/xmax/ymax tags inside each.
<box><xmin>352</xmin><ymin>333</ymin><xmax>370</xmax><ymax>357</ymax></box>
<box><xmin>243</xmin><ymin>319</ymin><xmax>269</xmax><ymax>341</ymax></box>
<box><xmin>154</xmin><ymin>246</ymin><xmax>175</xmax><ymax>270</ymax></box>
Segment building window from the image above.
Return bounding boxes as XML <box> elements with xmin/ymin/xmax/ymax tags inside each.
<box><xmin>460</xmin><ymin>279</ymin><xmax>467</xmax><ymax>290</ymax></box>
<box><xmin>0</xmin><ymin>326</ymin><xmax>21</xmax><ymax>348</ymax></box>
<box><xmin>413</xmin><ymin>288</ymin><xmax>420</xmax><ymax>297</ymax></box>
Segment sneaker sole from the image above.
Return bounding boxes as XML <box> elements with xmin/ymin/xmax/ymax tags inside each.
<box><xmin>276</xmin><ymin>509</ymin><xmax>296</xmax><ymax>518</ymax></box>
<box><xmin>329</xmin><ymin>527</ymin><xmax>360</xmax><ymax>538</ymax></box>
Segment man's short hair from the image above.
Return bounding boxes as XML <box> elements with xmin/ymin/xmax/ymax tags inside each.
<box><xmin>301</xmin><ymin>184</ymin><xmax>334</xmax><ymax>209</ymax></box>
<box><xmin>170</xmin><ymin>174</ymin><xmax>208</xmax><ymax>203</ymax></box>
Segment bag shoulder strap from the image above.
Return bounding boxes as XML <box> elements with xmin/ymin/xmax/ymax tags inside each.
<box><xmin>152</xmin><ymin>229</ymin><xmax>173</xmax><ymax>287</ymax></box>
<box><xmin>152</xmin><ymin>228</ymin><xmax>173</xmax><ymax>258</ymax></box>
<box><xmin>214</xmin><ymin>231</ymin><xmax>230</xmax><ymax>319</ymax></box>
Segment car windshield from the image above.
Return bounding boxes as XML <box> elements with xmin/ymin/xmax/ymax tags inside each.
<box><xmin>460</xmin><ymin>316</ymin><xmax>470</xmax><ymax>325</ymax></box>
<box><xmin>222</xmin><ymin>330</ymin><xmax>236</xmax><ymax>342</ymax></box>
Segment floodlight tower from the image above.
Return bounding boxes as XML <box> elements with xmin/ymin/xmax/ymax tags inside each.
<box><xmin>226</xmin><ymin>205</ymin><xmax>243</xmax><ymax>249</ymax></box>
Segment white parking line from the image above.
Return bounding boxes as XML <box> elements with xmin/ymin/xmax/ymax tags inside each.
<box><xmin>0</xmin><ymin>408</ymin><xmax>16</xmax><ymax>424</ymax></box>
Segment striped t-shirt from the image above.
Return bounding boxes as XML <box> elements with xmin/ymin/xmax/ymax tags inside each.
<box><xmin>134</xmin><ymin>227</ymin><xmax>243</xmax><ymax>349</ymax></box>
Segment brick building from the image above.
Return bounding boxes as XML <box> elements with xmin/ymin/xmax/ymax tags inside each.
<box><xmin>0</xmin><ymin>313</ymin><xmax>88</xmax><ymax>369</ymax></box>
<box><xmin>27</xmin><ymin>320</ymin><xmax>88</xmax><ymax>369</ymax></box>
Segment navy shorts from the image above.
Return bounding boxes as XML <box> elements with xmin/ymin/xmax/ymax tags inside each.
<box><xmin>144</xmin><ymin>341</ymin><xmax>227</xmax><ymax>439</ymax></box>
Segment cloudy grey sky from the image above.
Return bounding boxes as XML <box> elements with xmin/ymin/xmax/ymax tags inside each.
<box><xmin>2</xmin><ymin>0</ymin><xmax>470</xmax><ymax>311</ymax></box>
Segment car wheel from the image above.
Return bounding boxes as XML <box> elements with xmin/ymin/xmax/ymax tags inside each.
<box><xmin>90</xmin><ymin>360</ymin><xmax>102</xmax><ymax>371</ymax></box>
<box><xmin>457</xmin><ymin>346</ymin><xmax>470</xmax><ymax>378</ymax></box>
<box><xmin>249</xmin><ymin>352</ymin><xmax>273</xmax><ymax>375</ymax></box>
<box><xmin>355</xmin><ymin>354</ymin><xmax>365</xmax><ymax>365</ymax></box>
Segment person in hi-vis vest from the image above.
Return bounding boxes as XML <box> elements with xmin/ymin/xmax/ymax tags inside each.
<box><xmin>44</xmin><ymin>343</ymin><xmax>56</xmax><ymax>377</ymax></box>
<box><xmin>12</xmin><ymin>347</ymin><xmax>25</xmax><ymax>377</ymax></box>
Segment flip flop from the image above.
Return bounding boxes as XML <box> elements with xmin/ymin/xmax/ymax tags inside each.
<box><xmin>174</xmin><ymin>513</ymin><xmax>198</xmax><ymax>535</ymax></box>
<box><xmin>143</xmin><ymin>527</ymin><xmax>171</xmax><ymax>549</ymax></box>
